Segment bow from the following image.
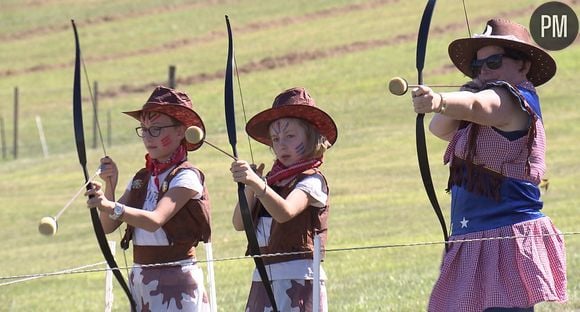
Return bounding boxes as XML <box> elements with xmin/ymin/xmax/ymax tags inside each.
<box><xmin>414</xmin><ymin>1</ymin><xmax>449</xmax><ymax>251</ymax></box>
<box><xmin>71</xmin><ymin>20</ymin><xmax>136</xmax><ymax>310</ymax></box>
<box><xmin>224</xmin><ymin>16</ymin><xmax>279</xmax><ymax>312</ymax></box>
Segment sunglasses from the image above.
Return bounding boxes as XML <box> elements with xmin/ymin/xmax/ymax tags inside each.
<box><xmin>470</xmin><ymin>54</ymin><xmax>505</xmax><ymax>76</ymax></box>
<box><xmin>135</xmin><ymin>124</ymin><xmax>179</xmax><ymax>137</ymax></box>
<box><xmin>470</xmin><ymin>51</ymin><xmax>524</xmax><ymax>76</ymax></box>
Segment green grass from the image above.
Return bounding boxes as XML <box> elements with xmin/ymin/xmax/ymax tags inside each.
<box><xmin>0</xmin><ymin>0</ymin><xmax>579</xmax><ymax>311</ymax></box>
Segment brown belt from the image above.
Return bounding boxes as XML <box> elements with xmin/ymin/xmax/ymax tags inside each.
<box><xmin>133</xmin><ymin>244</ymin><xmax>195</xmax><ymax>265</ymax></box>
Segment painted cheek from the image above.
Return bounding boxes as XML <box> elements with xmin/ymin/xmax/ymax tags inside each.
<box><xmin>160</xmin><ymin>135</ymin><xmax>172</xmax><ymax>147</ymax></box>
<box><xmin>294</xmin><ymin>142</ymin><xmax>306</xmax><ymax>156</ymax></box>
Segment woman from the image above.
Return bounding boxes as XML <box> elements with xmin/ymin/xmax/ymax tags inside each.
<box><xmin>411</xmin><ymin>19</ymin><xmax>567</xmax><ymax>311</ymax></box>
<box><xmin>86</xmin><ymin>86</ymin><xmax>211</xmax><ymax>311</ymax></box>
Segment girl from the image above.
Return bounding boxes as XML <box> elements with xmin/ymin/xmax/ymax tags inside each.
<box><xmin>230</xmin><ymin>87</ymin><xmax>338</xmax><ymax>312</ymax></box>
<box><xmin>86</xmin><ymin>86</ymin><xmax>211</xmax><ymax>311</ymax></box>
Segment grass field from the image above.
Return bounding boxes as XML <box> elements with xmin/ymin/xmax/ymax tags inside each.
<box><xmin>0</xmin><ymin>0</ymin><xmax>579</xmax><ymax>311</ymax></box>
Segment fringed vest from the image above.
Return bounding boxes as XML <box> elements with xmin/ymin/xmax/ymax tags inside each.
<box><xmin>121</xmin><ymin>161</ymin><xmax>211</xmax><ymax>264</ymax></box>
<box><xmin>250</xmin><ymin>169</ymin><xmax>329</xmax><ymax>265</ymax></box>
<box><xmin>444</xmin><ymin>81</ymin><xmax>546</xmax><ymax>235</ymax></box>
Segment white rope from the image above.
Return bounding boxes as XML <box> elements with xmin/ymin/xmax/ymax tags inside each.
<box><xmin>0</xmin><ymin>261</ymin><xmax>106</xmax><ymax>286</ymax></box>
<box><xmin>2</xmin><ymin>230</ymin><xmax>579</xmax><ymax>285</ymax></box>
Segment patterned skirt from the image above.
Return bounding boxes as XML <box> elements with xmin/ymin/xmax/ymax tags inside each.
<box><xmin>245</xmin><ymin>279</ymin><xmax>327</xmax><ymax>312</ymax></box>
<box><xmin>130</xmin><ymin>262</ymin><xmax>210</xmax><ymax>311</ymax></box>
<box><xmin>428</xmin><ymin>217</ymin><xmax>567</xmax><ymax>312</ymax></box>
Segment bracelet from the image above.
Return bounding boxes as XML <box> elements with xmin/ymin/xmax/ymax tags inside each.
<box><xmin>437</xmin><ymin>93</ymin><xmax>447</xmax><ymax>114</ymax></box>
<box><xmin>255</xmin><ymin>177</ymin><xmax>268</xmax><ymax>198</ymax></box>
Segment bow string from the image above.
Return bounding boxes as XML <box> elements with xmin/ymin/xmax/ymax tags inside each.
<box><xmin>414</xmin><ymin>1</ymin><xmax>450</xmax><ymax>251</ymax></box>
<box><xmin>224</xmin><ymin>16</ymin><xmax>279</xmax><ymax>312</ymax></box>
<box><xmin>71</xmin><ymin>19</ymin><xmax>136</xmax><ymax>310</ymax></box>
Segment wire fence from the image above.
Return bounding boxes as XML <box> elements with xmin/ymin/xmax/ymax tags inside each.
<box><xmin>2</xmin><ymin>230</ymin><xmax>578</xmax><ymax>287</ymax></box>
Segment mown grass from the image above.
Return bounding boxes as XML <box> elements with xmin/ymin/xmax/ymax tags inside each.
<box><xmin>0</xmin><ymin>0</ymin><xmax>579</xmax><ymax>311</ymax></box>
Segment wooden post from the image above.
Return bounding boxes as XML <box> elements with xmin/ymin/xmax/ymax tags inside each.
<box><xmin>168</xmin><ymin>65</ymin><xmax>176</xmax><ymax>88</ymax></box>
<box><xmin>107</xmin><ymin>109</ymin><xmax>112</xmax><ymax>147</ymax></box>
<box><xmin>92</xmin><ymin>81</ymin><xmax>98</xmax><ymax>149</ymax></box>
<box><xmin>13</xmin><ymin>87</ymin><xmax>18</xmax><ymax>159</ymax></box>
<box><xmin>0</xmin><ymin>116</ymin><xmax>6</xmax><ymax>159</ymax></box>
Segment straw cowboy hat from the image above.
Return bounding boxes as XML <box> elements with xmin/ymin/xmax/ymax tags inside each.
<box><xmin>123</xmin><ymin>86</ymin><xmax>205</xmax><ymax>151</ymax></box>
<box><xmin>246</xmin><ymin>87</ymin><xmax>338</xmax><ymax>146</ymax></box>
<box><xmin>448</xmin><ymin>18</ymin><xmax>556</xmax><ymax>86</ymax></box>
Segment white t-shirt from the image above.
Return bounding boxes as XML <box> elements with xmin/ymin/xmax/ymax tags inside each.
<box><xmin>127</xmin><ymin>167</ymin><xmax>203</xmax><ymax>246</ymax></box>
<box><xmin>252</xmin><ymin>173</ymin><xmax>328</xmax><ymax>281</ymax></box>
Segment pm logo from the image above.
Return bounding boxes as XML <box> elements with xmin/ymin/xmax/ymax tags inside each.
<box><xmin>530</xmin><ymin>1</ymin><xmax>578</xmax><ymax>50</ymax></box>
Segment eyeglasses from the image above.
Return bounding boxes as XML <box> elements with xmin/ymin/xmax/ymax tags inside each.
<box><xmin>135</xmin><ymin>124</ymin><xmax>179</xmax><ymax>137</ymax></box>
<box><xmin>470</xmin><ymin>52</ymin><xmax>523</xmax><ymax>76</ymax></box>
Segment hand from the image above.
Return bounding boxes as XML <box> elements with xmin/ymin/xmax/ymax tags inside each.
<box><xmin>411</xmin><ymin>85</ymin><xmax>441</xmax><ymax>114</ymax></box>
<box><xmin>85</xmin><ymin>181</ymin><xmax>114</xmax><ymax>214</ymax></box>
<box><xmin>99</xmin><ymin>157</ymin><xmax>118</xmax><ymax>189</ymax></box>
<box><xmin>231</xmin><ymin>160</ymin><xmax>262</xmax><ymax>187</ymax></box>
<box><xmin>250</xmin><ymin>163</ymin><xmax>266</xmax><ymax>177</ymax></box>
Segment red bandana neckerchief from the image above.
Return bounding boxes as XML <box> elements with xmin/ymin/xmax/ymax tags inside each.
<box><xmin>145</xmin><ymin>144</ymin><xmax>187</xmax><ymax>190</ymax></box>
<box><xmin>266</xmin><ymin>158</ymin><xmax>323</xmax><ymax>186</ymax></box>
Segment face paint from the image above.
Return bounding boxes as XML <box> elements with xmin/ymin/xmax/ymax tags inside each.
<box><xmin>271</xmin><ymin>119</ymin><xmax>289</xmax><ymax>137</ymax></box>
<box><xmin>160</xmin><ymin>135</ymin><xmax>172</xmax><ymax>147</ymax></box>
<box><xmin>141</xmin><ymin>112</ymin><xmax>162</xmax><ymax>125</ymax></box>
<box><xmin>295</xmin><ymin>142</ymin><xmax>306</xmax><ymax>156</ymax></box>
<box><xmin>138</xmin><ymin>112</ymin><xmax>183</xmax><ymax>162</ymax></box>
<box><xmin>269</xmin><ymin>118</ymin><xmax>309</xmax><ymax>166</ymax></box>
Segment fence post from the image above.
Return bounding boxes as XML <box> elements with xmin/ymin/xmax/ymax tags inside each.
<box><xmin>104</xmin><ymin>241</ymin><xmax>116</xmax><ymax>312</ymax></box>
<box><xmin>0</xmin><ymin>116</ymin><xmax>6</xmax><ymax>159</ymax></box>
<box><xmin>93</xmin><ymin>81</ymin><xmax>98</xmax><ymax>149</ymax></box>
<box><xmin>107</xmin><ymin>109</ymin><xmax>112</xmax><ymax>147</ymax></box>
<box><xmin>205</xmin><ymin>241</ymin><xmax>217</xmax><ymax>312</ymax></box>
<box><xmin>168</xmin><ymin>65</ymin><xmax>176</xmax><ymax>88</ymax></box>
<box><xmin>313</xmin><ymin>234</ymin><xmax>321</xmax><ymax>312</ymax></box>
<box><xmin>13</xmin><ymin>87</ymin><xmax>18</xmax><ymax>159</ymax></box>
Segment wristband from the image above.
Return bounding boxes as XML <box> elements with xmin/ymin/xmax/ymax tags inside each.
<box><xmin>437</xmin><ymin>93</ymin><xmax>447</xmax><ymax>114</ymax></box>
<box><xmin>256</xmin><ymin>177</ymin><xmax>268</xmax><ymax>198</ymax></box>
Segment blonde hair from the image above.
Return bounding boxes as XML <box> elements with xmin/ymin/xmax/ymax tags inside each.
<box><xmin>296</xmin><ymin>119</ymin><xmax>331</xmax><ymax>159</ymax></box>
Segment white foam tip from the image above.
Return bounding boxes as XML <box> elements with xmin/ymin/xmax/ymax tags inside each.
<box><xmin>185</xmin><ymin>126</ymin><xmax>204</xmax><ymax>144</ymax></box>
<box><xmin>38</xmin><ymin>216</ymin><xmax>57</xmax><ymax>236</ymax></box>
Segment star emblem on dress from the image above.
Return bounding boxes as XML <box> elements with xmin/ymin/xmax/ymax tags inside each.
<box><xmin>460</xmin><ymin>217</ymin><xmax>469</xmax><ymax>228</ymax></box>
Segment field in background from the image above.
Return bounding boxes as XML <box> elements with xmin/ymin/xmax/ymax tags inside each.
<box><xmin>0</xmin><ymin>0</ymin><xmax>579</xmax><ymax>311</ymax></box>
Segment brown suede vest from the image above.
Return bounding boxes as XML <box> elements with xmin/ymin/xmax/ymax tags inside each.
<box><xmin>251</xmin><ymin>169</ymin><xmax>329</xmax><ymax>265</ymax></box>
<box><xmin>120</xmin><ymin>161</ymin><xmax>211</xmax><ymax>265</ymax></box>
